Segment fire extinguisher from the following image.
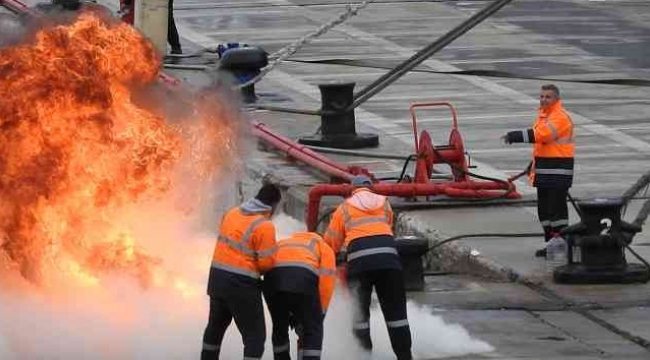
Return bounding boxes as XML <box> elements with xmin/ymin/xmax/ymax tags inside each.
<box><xmin>118</xmin><ymin>0</ymin><xmax>134</xmax><ymax>24</ymax></box>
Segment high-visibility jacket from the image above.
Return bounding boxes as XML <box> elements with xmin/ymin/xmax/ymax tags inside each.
<box><xmin>324</xmin><ymin>188</ymin><xmax>394</xmax><ymax>253</ymax></box>
<box><xmin>269</xmin><ymin>232</ymin><xmax>337</xmax><ymax>313</ymax></box>
<box><xmin>211</xmin><ymin>206</ymin><xmax>276</xmax><ymax>280</ymax></box>
<box><xmin>506</xmin><ymin>100</ymin><xmax>574</xmax><ymax>188</ymax></box>
<box><xmin>323</xmin><ymin>188</ymin><xmax>401</xmax><ymax>275</ymax></box>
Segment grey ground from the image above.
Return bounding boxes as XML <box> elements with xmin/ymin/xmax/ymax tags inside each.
<box><xmin>4</xmin><ymin>0</ymin><xmax>650</xmax><ymax>359</ymax></box>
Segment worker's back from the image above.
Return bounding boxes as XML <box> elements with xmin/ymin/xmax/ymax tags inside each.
<box><xmin>209</xmin><ymin>199</ymin><xmax>276</xmax><ymax>294</ymax></box>
<box><xmin>265</xmin><ymin>232</ymin><xmax>336</xmax><ymax>310</ymax></box>
<box><xmin>325</xmin><ymin>188</ymin><xmax>402</xmax><ymax>276</ymax></box>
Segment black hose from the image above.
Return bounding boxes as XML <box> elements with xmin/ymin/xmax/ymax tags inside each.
<box><xmin>622</xmin><ymin>168</ymin><xmax>650</xmax><ymax>203</ymax></box>
<box><xmin>566</xmin><ymin>192</ymin><xmax>583</xmax><ymax>218</ymax></box>
<box><xmin>426</xmin><ymin>232</ymin><xmax>544</xmax><ymax>253</ymax></box>
<box><xmin>315</xmin><ymin>208</ymin><xmax>337</xmax><ymax>231</ymax></box>
<box><xmin>428</xmin><ymin>143</ymin><xmax>515</xmax><ymax>200</ymax></box>
<box><xmin>625</xmin><ymin>242</ymin><xmax>650</xmax><ymax>270</ymax></box>
<box><xmin>250</xmin><ymin>104</ymin><xmax>321</xmax><ymax>116</ymax></box>
<box><xmin>397</xmin><ymin>154</ymin><xmax>417</xmax><ymax>183</ymax></box>
<box><xmin>632</xmin><ymin>197</ymin><xmax>650</xmax><ymax>229</ymax></box>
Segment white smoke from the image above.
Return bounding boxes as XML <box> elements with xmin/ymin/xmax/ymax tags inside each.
<box><xmin>0</xmin><ymin>13</ymin><xmax>26</xmax><ymax>48</ymax></box>
<box><xmin>0</xmin><ymin>213</ymin><xmax>492</xmax><ymax>359</ymax></box>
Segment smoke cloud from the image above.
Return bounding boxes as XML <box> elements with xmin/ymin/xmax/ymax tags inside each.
<box><xmin>0</xmin><ymin>13</ymin><xmax>26</xmax><ymax>48</ymax></box>
<box><xmin>0</xmin><ymin>213</ymin><xmax>493</xmax><ymax>360</ymax></box>
<box><xmin>0</xmin><ymin>9</ymin><xmax>492</xmax><ymax>360</ymax></box>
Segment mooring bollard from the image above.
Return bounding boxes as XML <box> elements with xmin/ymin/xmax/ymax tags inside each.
<box><xmin>555</xmin><ymin>197</ymin><xmax>650</xmax><ymax>284</ymax></box>
<box><xmin>218</xmin><ymin>46</ymin><xmax>268</xmax><ymax>103</ymax></box>
<box><xmin>298</xmin><ymin>82</ymin><xmax>379</xmax><ymax>149</ymax></box>
<box><xmin>395</xmin><ymin>236</ymin><xmax>430</xmax><ymax>291</ymax></box>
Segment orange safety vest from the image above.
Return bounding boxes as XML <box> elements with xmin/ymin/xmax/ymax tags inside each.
<box><xmin>211</xmin><ymin>207</ymin><xmax>276</xmax><ymax>279</ymax></box>
<box><xmin>324</xmin><ymin>188</ymin><xmax>394</xmax><ymax>254</ymax></box>
<box><xmin>272</xmin><ymin>232</ymin><xmax>337</xmax><ymax>312</ymax></box>
<box><xmin>529</xmin><ymin>100</ymin><xmax>574</xmax><ymax>186</ymax></box>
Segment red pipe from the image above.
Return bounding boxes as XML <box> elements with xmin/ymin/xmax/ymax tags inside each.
<box><xmin>0</xmin><ymin>0</ymin><xmax>38</xmax><ymax>16</ymax></box>
<box><xmin>307</xmin><ymin>182</ymin><xmax>520</xmax><ymax>231</ymax></box>
<box><xmin>252</xmin><ymin>122</ymin><xmax>356</xmax><ymax>182</ymax></box>
<box><xmin>158</xmin><ymin>72</ymin><xmax>181</xmax><ymax>87</ymax></box>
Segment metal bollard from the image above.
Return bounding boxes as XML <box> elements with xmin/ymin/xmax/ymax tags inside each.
<box><xmin>218</xmin><ymin>46</ymin><xmax>268</xmax><ymax>103</ymax></box>
<box><xmin>555</xmin><ymin>198</ymin><xmax>650</xmax><ymax>284</ymax></box>
<box><xmin>298</xmin><ymin>82</ymin><xmax>379</xmax><ymax>149</ymax></box>
<box><xmin>395</xmin><ymin>236</ymin><xmax>429</xmax><ymax>291</ymax></box>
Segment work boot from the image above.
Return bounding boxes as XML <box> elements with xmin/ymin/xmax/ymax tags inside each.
<box><xmin>535</xmin><ymin>248</ymin><xmax>546</xmax><ymax>258</ymax></box>
<box><xmin>396</xmin><ymin>351</ymin><xmax>413</xmax><ymax>360</ymax></box>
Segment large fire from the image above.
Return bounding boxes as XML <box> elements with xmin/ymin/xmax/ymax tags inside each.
<box><xmin>0</xmin><ymin>10</ymin><xmax>244</xmax><ymax>292</ymax></box>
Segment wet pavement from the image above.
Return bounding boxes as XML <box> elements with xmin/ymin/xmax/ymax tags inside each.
<box><xmin>163</xmin><ymin>0</ymin><xmax>650</xmax><ymax>358</ymax></box>
<box><xmin>3</xmin><ymin>0</ymin><xmax>650</xmax><ymax>358</ymax></box>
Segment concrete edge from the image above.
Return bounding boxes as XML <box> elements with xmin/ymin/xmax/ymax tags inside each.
<box><xmin>395</xmin><ymin>213</ymin><xmax>524</xmax><ymax>283</ymax></box>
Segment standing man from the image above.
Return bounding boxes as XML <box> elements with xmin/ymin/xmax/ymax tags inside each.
<box><xmin>201</xmin><ymin>183</ymin><xmax>282</xmax><ymax>360</ymax></box>
<box><xmin>263</xmin><ymin>231</ymin><xmax>337</xmax><ymax>360</ymax></box>
<box><xmin>167</xmin><ymin>0</ymin><xmax>182</xmax><ymax>54</ymax></box>
<box><xmin>323</xmin><ymin>175</ymin><xmax>412</xmax><ymax>360</ymax></box>
<box><xmin>502</xmin><ymin>84</ymin><xmax>575</xmax><ymax>257</ymax></box>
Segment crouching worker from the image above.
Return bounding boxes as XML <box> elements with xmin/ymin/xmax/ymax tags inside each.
<box><xmin>201</xmin><ymin>183</ymin><xmax>282</xmax><ymax>360</ymax></box>
<box><xmin>264</xmin><ymin>232</ymin><xmax>336</xmax><ymax>360</ymax></box>
<box><xmin>324</xmin><ymin>175</ymin><xmax>412</xmax><ymax>360</ymax></box>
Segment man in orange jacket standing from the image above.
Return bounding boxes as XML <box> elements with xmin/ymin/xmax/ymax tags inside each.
<box><xmin>323</xmin><ymin>175</ymin><xmax>412</xmax><ymax>360</ymax></box>
<box><xmin>201</xmin><ymin>183</ymin><xmax>282</xmax><ymax>360</ymax></box>
<box><xmin>263</xmin><ymin>231</ymin><xmax>336</xmax><ymax>360</ymax></box>
<box><xmin>502</xmin><ymin>84</ymin><xmax>575</xmax><ymax>257</ymax></box>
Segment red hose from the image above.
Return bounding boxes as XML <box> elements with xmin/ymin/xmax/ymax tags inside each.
<box><xmin>1</xmin><ymin>0</ymin><xmax>39</xmax><ymax>16</ymax></box>
<box><xmin>307</xmin><ymin>182</ymin><xmax>520</xmax><ymax>231</ymax></box>
<box><xmin>252</xmin><ymin>122</ymin><xmax>356</xmax><ymax>182</ymax></box>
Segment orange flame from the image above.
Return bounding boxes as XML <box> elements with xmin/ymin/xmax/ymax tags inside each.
<box><xmin>0</xmin><ymin>10</ymin><xmax>244</xmax><ymax>294</ymax></box>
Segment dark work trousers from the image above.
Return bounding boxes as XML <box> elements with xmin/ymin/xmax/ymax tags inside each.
<box><xmin>537</xmin><ymin>187</ymin><xmax>569</xmax><ymax>241</ymax></box>
<box><xmin>347</xmin><ymin>269</ymin><xmax>412</xmax><ymax>360</ymax></box>
<box><xmin>264</xmin><ymin>290</ymin><xmax>324</xmax><ymax>360</ymax></box>
<box><xmin>201</xmin><ymin>286</ymin><xmax>266</xmax><ymax>360</ymax></box>
<box><xmin>167</xmin><ymin>0</ymin><xmax>181</xmax><ymax>50</ymax></box>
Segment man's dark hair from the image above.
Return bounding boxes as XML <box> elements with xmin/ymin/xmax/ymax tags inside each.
<box><xmin>541</xmin><ymin>84</ymin><xmax>560</xmax><ymax>97</ymax></box>
<box><xmin>255</xmin><ymin>183</ymin><xmax>282</xmax><ymax>207</ymax></box>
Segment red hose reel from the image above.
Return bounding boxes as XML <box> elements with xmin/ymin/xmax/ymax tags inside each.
<box><xmin>410</xmin><ymin>102</ymin><xmax>468</xmax><ymax>183</ymax></box>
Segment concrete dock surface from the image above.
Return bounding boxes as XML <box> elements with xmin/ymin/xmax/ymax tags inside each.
<box><xmin>164</xmin><ymin>0</ymin><xmax>650</xmax><ymax>358</ymax></box>
<box><xmin>3</xmin><ymin>0</ymin><xmax>650</xmax><ymax>358</ymax></box>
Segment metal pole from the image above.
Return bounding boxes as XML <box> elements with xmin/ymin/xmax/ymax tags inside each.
<box><xmin>350</xmin><ymin>0</ymin><xmax>517</xmax><ymax>110</ymax></box>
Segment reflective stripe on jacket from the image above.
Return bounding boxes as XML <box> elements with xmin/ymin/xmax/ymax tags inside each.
<box><xmin>211</xmin><ymin>206</ymin><xmax>276</xmax><ymax>279</ymax></box>
<box><xmin>507</xmin><ymin>100</ymin><xmax>574</xmax><ymax>188</ymax></box>
<box><xmin>323</xmin><ymin>188</ymin><xmax>395</xmax><ymax>263</ymax></box>
<box><xmin>271</xmin><ymin>232</ymin><xmax>337</xmax><ymax>313</ymax></box>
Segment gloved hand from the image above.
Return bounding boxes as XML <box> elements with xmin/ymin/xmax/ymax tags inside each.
<box><xmin>501</xmin><ymin>133</ymin><xmax>513</xmax><ymax>145</ymax></box>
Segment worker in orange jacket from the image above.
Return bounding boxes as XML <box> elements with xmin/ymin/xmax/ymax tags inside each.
<box><xmin>201</xmin><ymin>183</ymin><xmax>282</xmax><ymax>360</ymax></box>
<box><xmin>324</xmin><ymin>175</ymin><xmax>412</xmax><ymax>360</ymax></box>
<box><xmin>263</xmin><ymin>231</ymin><xmax>336</xmax><ymax>360</ymax></box>
<box><xmin>503</xmin><ymin>84</ymin><xmax>575</xmax><ymax>257</ymax></box>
